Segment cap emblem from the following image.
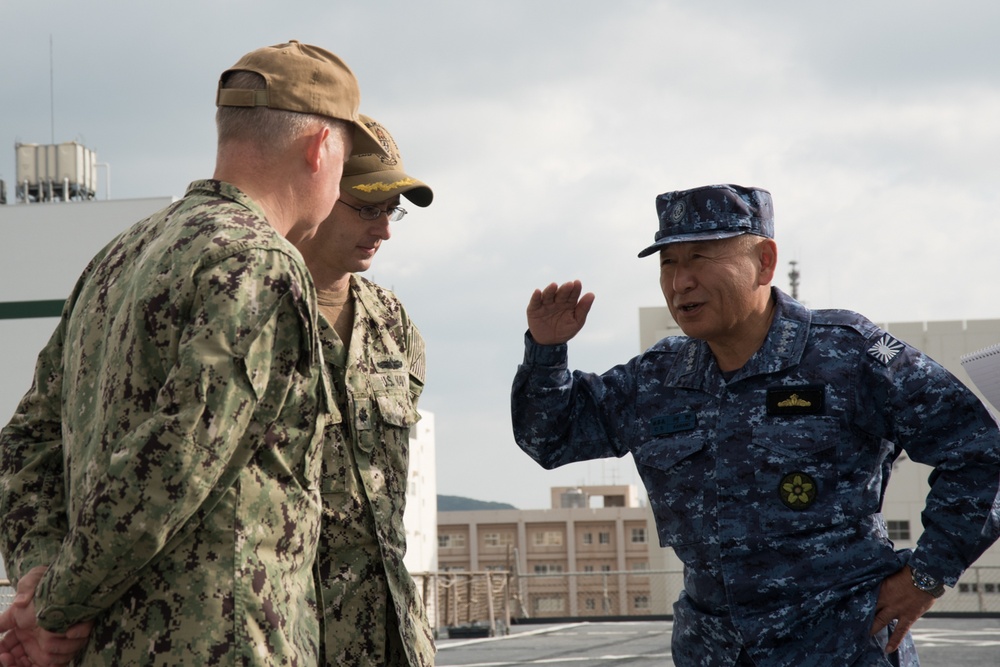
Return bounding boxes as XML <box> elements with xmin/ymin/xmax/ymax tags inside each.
<box><xmin>368</xmin><ymin>123</ymin><xmax>398</xmax><ymax>166</ymax></box>
<box><xmin>670</xmin><ymin>201</ymin><xmax>686</xmax><ymax>223</ymax></box>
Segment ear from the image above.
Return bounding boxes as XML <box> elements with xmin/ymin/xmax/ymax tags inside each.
<box><xmin>757</xmin><ymin>238</ymin><xmax>778</xmax><ymax>286</ymax></box>
<box><xmin>304</xmin><ymin>125</ymin><xmax>332</xmax><ymax>174</ymax></box>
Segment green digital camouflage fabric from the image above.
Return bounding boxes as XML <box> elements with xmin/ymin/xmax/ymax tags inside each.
<box><xmin>314</xmin><ymin>274</ymin><xmax>434</xmax><ymax>667</ymax></box>
<box><xmin>0</xmin><ymin>180</ymin><xmax>330</xmax><ymax>665</ymax></box>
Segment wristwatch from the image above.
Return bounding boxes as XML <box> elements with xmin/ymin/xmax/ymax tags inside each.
<box><xmin>910</xmin><ymin>567</ymin><xmax>946</xmax><ymax>598</ymax></box>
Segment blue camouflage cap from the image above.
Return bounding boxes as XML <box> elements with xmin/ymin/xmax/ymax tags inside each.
<box><xmin>637</xmin><ymin>184</ymin><xmax>774</xmax><ymax>258</ymax></box>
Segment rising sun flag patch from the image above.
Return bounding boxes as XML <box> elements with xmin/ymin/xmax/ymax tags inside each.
<box><xmin>868</xmin><ymin>334</ymin><xmax>903</xmax><ymax>365</ymax></box>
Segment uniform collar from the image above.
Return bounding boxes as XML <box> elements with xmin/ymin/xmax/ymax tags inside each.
<box><xmin>667</xmin><ymin>288</ymin><xmax>811</xmax><ymax>390</ymax></box>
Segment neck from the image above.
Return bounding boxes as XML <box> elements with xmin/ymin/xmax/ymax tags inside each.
<box><xmin>315</xmin><ymin>274</ymin><xmax>352</xmax><ymax>297</ymax></box>
<box><xmin>301</xmin><ymin>253</ymin><xmax>352</xmax><ymax>292</ymax></box>
<box><xmin>214</xmin><ymin>145</ymin><xmax>299</xmax><ymax>239</ymax></box>
<box><xmin>710</xmin><ymin>293</ymin><xmax>776</xmax><ymax>373</ymax></box>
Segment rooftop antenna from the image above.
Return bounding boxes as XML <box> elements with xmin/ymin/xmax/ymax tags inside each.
<box><xmin>788</xmin><ymin>260</ymin><xmax>800</xmax><ymax>300</ymax></box>
<box><xmin>50</xmin><ymin>35</ymin><xmax>56</xmax><ymax>143</ymax></box>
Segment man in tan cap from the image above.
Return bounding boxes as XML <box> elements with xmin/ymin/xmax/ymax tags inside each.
<box><xmin>0</xmin><ymin>41</ymin><xmax>382</xmax><ymax>666</ymax></box>
<box><xmin>296</xmin><ymin>115</ymin><xmax>435</xmax><ymax>666</ymax></box>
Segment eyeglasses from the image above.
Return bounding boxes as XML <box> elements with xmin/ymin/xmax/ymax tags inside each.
<box><xmin>337</xmin><ymin>199</ymin><xmax>407</xmax><ymax>222</ymax></box>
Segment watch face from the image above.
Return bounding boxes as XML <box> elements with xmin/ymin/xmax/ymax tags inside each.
<box><xmin>911</xmin><ymin>569</ymin><xmax>945</xmax><ymax>598</ymax></box>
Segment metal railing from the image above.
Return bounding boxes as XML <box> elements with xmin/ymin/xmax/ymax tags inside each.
<box><xmin>4</xmin><ymin>566</ymin><xmax>997</xmax><ymax>634</ymax></box>
<box><xmin>0</xmin><ymin>580</ymin><xmax>13</xmax><ymax>613</ymax></box>
<box><xmin>414</xmin><ymin>565</ymin><xmax>1000</xmax><ymax>632</ymax></box>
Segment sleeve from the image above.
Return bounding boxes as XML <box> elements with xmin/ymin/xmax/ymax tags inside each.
<box><xmin>510</xmin><ymin>331</ymin><xmax>637</xmax><ymax>470</ymax></box>
<box><xmin>402</xmin><ymin>306</ymin><xmax>426</xmax><ymax>407</ymax></box>
<box><xmin>0</xmin><ymin>312</ymin><xmax>73</xmax><ymax>584</ymax></box>
<box><xmin>858</xmin><ymin>331</ymin><xmax>1000</xmax><ymax>586</ymax></box>
<box><xmin>32</xmin><ymin>249</ymin><xmax>316</xmax><ymax>631</ymax></box>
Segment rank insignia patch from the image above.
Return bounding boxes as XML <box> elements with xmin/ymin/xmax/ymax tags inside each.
<box><xmin>779</xmin><ymin>472</ymin><xmax>817</xmax><ymax>510</ymax></box>
<box><xmin>650</xmin><ymin>412</ymin><xmax>697</xmax><ymax>436</ymax></box>
<box><xmin>766</xmin><ymin>385</ymin><xmax>825</xmax><ymax>415</ymax></box>
<box><xmin>868</xmin><ymin>334</ymin><xmax>903</xmax><ymax>365</ymax></box>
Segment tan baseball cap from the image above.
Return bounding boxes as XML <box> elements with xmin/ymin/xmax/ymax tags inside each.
<box><xmin>340</xmin><ymin>115</ymin><xmax>433</xmax><ymax>207</ymax></box>
<box><xmin>216</xmin><ymin>40</ymin><xmax>385</xmax><ymax>156</ymax></box>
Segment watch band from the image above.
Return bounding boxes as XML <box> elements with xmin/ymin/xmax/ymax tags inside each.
<box><xmin>910</xmin><ymin>567</ymin><xmax>945</xmax><ymax>598</ymax></box>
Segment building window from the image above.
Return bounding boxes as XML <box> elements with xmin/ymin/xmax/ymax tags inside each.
<box><xmin>959</xmin><ymin>583</ymin><xmax>978</xmax><ymax>594</ymax></box>
<box><xmin>631</xmin><ymin>561</ymin><xmax>648</xmax><ymax>571</ymax></box>
<box><xmin>533</xmin><ymin>596</ymin><xmax>565</xmax><ymax>613</ymax></box>
<box><xmin>483</xmin><ymin>532</ymin><xmax>514</xmax><ymax>547</ymax></box>
<box><xmin>438</xmin><ymin>533</ymin><xmax>466</xmax><ymax>549</ymax></box>
<box><xmin>887</xmin><ymin>520</ymin><xmax>910</xmax><ymax>541</ymax></box>
<box><xmin>634</xmin><ymin>595</ymin><xmax>649</xmax><ymax>609</ymax></box>
<box><xmin>533</xmin><ymin>564</ymin><xmax>564</xmax><ymax>574</ymax></box>
<box><xmin>585</xmin><ymin>598</ymin><xmax>596</xmax><ymax>610</ymax></box>
<box><xmin>583</xmin><ymin>565</ymin><xmax>594</xmax><ymax>573</ymax></box>
<box><xmin>582</xmin><ymin>532</ymin><xmax>593</xmax><ymax>545</ymax></box>
<box><xmin>600</xmin><ymin>565</ymin><xmax>612</xmax><ymax>572</ymax></box>
<box><xmin>533</xmin><ymin>531</ymin><xmax>564</xmax><ymax>547</ymax></box>
<box><xmin>985</xmin><ymin>583</ymin><xmax>997</xmax><ymax>594</ymax></box>
<box><xmin>598</xmin><ymin>532</ymin><xmax>611</xmax><ymax>545</ymax></box>
<box><xmin>631</xmin><ymin>528</ymin><xmax>647</xmax><ymax>543</ymax></box>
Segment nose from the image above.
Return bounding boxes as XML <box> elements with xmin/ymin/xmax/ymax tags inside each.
<box><xmin>671</xmin><ymin>264</ymin><xmax>696</xmax><ymax>293</ymax></box>
<box><xmin>370</xmin><ymin>216</ymin><xmax>392</xmax><ymax>240</ymax></box>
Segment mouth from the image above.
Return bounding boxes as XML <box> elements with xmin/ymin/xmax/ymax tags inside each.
<box><xmin>675</xmin><ymin>301</ymin><xmax>703</xmax><ymax>315</ymax></box>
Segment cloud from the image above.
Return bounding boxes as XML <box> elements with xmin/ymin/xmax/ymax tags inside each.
<box><xmin>2</xmin><ymin>0</ymin><xmax>999</xmax><ymax>508</ymax></box>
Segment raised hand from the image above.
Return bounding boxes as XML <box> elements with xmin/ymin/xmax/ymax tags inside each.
<box><xmin>526</xmin><ymin>280</ymin><xmax>596</xmax><ymax>345</ymax></box>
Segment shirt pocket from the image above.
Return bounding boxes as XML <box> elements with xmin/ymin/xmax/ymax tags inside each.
<box><xmin>633</xmin><ymin>433</ymin><xmax>709</xmax><ymax>547</ymax></box>
<box><xmin>354</xmin><ymin>386</ymin><xmax>421</xmax><ymax>454</ymax></box>
<box><xmin>374</xmin><ymin>388</ymin><xmax>421</xmax><ymax>429</ymax></box>
<box><xmin>750</xmin><ymin>416</ymin><xmax>846</xmax><ymax>536</ymax></box>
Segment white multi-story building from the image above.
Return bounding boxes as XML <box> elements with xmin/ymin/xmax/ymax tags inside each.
<box><xmin>438</xmin><ymin>485</ymin><xmax>677</xmax><ymax>619</ymax></box>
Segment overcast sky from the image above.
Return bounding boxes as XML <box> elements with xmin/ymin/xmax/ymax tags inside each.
<box><xmin>2</xmin><ymin>0</ymin><xmax>1000</xmax><ymax>510</ymax></box>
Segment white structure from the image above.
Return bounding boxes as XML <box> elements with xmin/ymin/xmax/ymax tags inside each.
<box><xmin>15</xmin><ymin>142</ymin><xmax>98</xmax><ymax>203</ymax></box>
<box><xmin>404</xmin><ymin>411</ymin><xmax>438</xmax><ymax>573</ymax></box>
<box><xmin>1</xmin><ymin>196</ymin><xmax>176</xmax><ymax>419</ymax></box>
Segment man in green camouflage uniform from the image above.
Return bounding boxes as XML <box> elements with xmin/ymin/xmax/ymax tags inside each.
<box><xmin>296</xmin><ymin>115</ymin><xmax>435</xmax><ymax>666</ymax></box>
<box><xmin>0</xmin><ymin>41</ymin><xmax>385</xmax><ymax>666</ymax></box>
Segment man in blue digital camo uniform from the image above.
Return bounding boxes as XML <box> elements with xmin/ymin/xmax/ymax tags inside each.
<box><xmin>0</xmin><ymin>41</ymin><xmax>385</xmax><ymax>666</ymax></box>
<box><xmin>510</xmin><ymin>183</ymin><xmax>1000</xmax><ymax>666</ymax></box>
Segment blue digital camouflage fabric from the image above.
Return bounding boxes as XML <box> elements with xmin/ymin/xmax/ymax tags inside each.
<box><xmin>511</xmin><ymin>287</ymin><xmax>1000</xmax><ymax>667</ymax></box>
<box><xmin>0</xmin><ymin>180</ymin><xmax>330</xmax><ymax>665</ymax></box>
<box><xmin>314</xmin><ymin>274</ymin><xmax>435</xmax><ymax>667</ymax></box>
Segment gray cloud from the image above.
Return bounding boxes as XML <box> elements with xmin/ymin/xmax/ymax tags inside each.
<box><xmin>2</xmin><ymin>0</ymin><xmax>998</xmax><ymax>509</ymax></box>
